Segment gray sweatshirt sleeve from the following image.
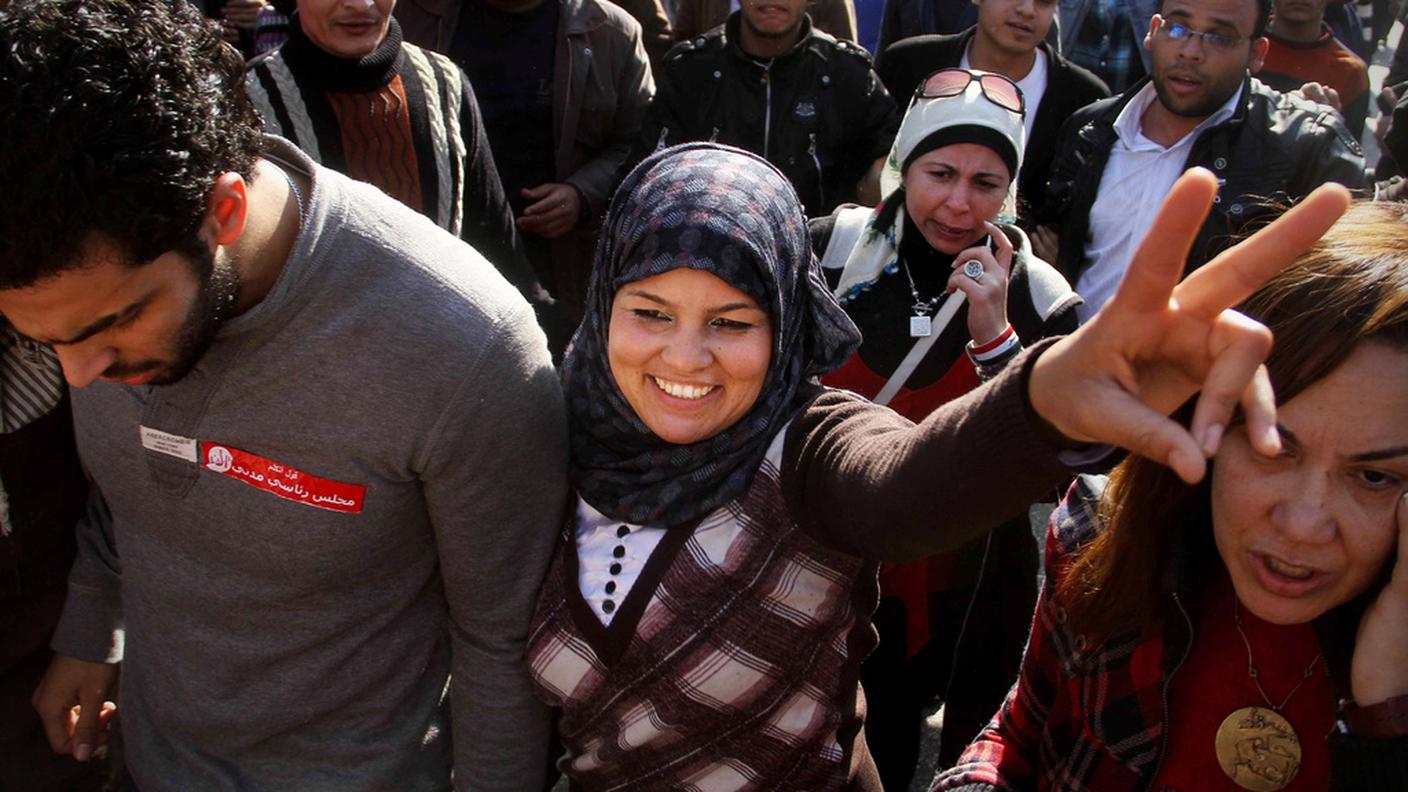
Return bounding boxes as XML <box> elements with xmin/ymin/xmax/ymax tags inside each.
<box><xmin>50</xmin><ymin>488</ymin><xmax>125</xmax><ymax>664</ymax></box>
<box><xmin>419</xmin><ymin>306</ymin><xmax>568</xmax><ymax>792</ymax></box>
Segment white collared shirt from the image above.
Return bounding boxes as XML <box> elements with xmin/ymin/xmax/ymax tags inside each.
<box><xmin>1075</xmin><ymin>81</ymin><xmax>1243</xmax><ymax>323</ymax></box>
<box><xmin>576</xmin><ymin>498</ymin><xmax>666</xmax><ymax>625</ymax></box>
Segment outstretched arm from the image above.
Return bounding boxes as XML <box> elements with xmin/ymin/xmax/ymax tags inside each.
<box><xmin>787</xmin><ymin>170</ymin><xmax>1351</xmax><ymax>560</ymax></box>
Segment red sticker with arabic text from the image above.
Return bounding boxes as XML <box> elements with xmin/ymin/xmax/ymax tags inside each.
<box><xmin>201</xmin><ymin>443</ymin><xmax>365</xmax><ymax>513</ymax></box>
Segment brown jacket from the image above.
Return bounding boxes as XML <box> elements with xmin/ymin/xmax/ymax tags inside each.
<box><xmin>395</xmin><ymin>0</ymin><xmax>654</xmax><ymax>322</ymax></box>
<box><xmin>672</xmin><ymin>0</ymin><xmax>857</xmax><ymax>42</ymax></box>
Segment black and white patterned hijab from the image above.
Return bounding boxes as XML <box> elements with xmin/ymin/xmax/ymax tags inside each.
<box><xmin>562</xmin><ymin>143</ymin><xmax>861</xmax><ymax>528</ymax></box>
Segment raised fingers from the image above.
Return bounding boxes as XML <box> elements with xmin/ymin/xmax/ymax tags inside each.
<box><xmin>1095</xmin><ymin>386</ymin><xmax>1210</xmax><ymax>484</ymax></box>
<box><xmin>1187</xmin><ymin>310</ymin><xmax>1275</xmax><ymax>457</ymax></box>
<box><xmin>1348</xmin><ymin>491</ymin><xmax>1408</xmax><ymax>706</ymax></box>
<box><xmin>1239</xmin><ymin>364</ymin><xmax>1279</xmax><ymax>457</ymax></box>
<box><xmin>1174</xmin><ymin>183</ymin><xmax>1351</xmax><ymax>320</ymax></box>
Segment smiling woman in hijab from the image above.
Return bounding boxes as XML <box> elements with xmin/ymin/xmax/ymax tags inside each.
<box><xmin>524</xmin><ymin>142</ymin><xmax>1352</xmax><ymax>790</ymax></box>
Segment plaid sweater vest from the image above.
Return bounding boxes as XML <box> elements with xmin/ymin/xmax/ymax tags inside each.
<box><xmin>529</xmin><ymin>429</ymin><xmax>875</xmax><ymax>790</ymax></box>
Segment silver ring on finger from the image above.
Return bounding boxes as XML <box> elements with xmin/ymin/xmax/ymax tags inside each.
<box><xmin>962</xmin><ymin>259</ymin><xmax>985</xmax><ymax>282</ymax></box>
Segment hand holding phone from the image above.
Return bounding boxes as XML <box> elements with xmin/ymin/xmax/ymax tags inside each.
<box><xmin>948</xmin><ymin>221</ymin><xmax>1013</xmax><ymax>345</ymax></box>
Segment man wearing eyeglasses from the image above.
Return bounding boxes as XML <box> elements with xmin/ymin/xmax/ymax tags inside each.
<box><xmin>1038</xmin><ymin>0</ymin><xmax>1367</xmax><ymax>323</ymax></box>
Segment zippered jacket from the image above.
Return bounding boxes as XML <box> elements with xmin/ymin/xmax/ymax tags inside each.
<box><xmin>642</xmin><ymin>12</ymin><xmax>898</xmax><ymax>217</ymax></box>
<box><xmin>395</xmin><ymin>0</ymin><xmax>654</xmax><ymax>324</ymax></box>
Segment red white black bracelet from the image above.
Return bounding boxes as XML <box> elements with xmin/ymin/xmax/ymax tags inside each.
<box><xmin>966</xmin><ymin>325</ymin><xmax>1021</xmax><ymax>381</ymax></box>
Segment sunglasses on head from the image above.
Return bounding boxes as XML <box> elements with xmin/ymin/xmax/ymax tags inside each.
<box><xmin>914</xmin><ymin>68</ymin><xmax>1026</xmax><ymax>116</ymax></box>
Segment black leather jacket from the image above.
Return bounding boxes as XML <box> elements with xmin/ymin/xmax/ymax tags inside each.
<box><xmin>1041</xmin><ymin>76</ymin><xmax>1369</xmax><ymax>285</ymax></box>
<box><xmin>642</xmin><ymin>13</ymin><xmax>899</xmax><ymax>217</ymax></box>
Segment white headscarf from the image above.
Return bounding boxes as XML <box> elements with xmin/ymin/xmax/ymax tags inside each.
<box><xmin>833</xmin><ymin>73</ymin><xmax>1027</xmax><ymax>303</ymax></box>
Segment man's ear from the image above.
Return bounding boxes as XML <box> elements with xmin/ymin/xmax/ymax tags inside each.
<box><xmin>1248</xmin><ymin>36</ymin><xmax>1269</xmax><ymax>72</ymax></box>
<box><xmin>1144</xmin><ymin>14</ymin><xmax>1159</xmax><ymax>50</ymax></box>
<box><xmin>202</xmin><ymin>172</ymin><xmax>249</xmax><ymax>248</ymax></box>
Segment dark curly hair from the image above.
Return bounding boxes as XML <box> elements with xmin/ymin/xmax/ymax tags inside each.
<box><xmin>0</xmin><ymin>0</ymin><xmax>263</xmax><ymax>288</ymax></box>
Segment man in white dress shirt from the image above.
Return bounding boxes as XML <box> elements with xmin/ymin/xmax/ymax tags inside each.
<box><xmin>1036</xmin><ymin>0</ymin><xmax>1366</xmax><ymax>322</ymax></box>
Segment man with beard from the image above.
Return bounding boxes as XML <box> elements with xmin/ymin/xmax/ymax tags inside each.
<box><xmin>642</xmin><ymin>0</ymin><xmax>899</xmax><ymax>217</ymax></box>
<box><xmin>1038</xmin><ymin>0</ymin><xmax>1367</xmax><ymax>323</ymax></box>
<box><xmin>1</xmin><ymin>1</ymin><xmax>567</xmax><ymax>789</ymax></box>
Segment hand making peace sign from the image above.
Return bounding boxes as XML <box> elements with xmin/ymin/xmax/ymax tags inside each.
<box><xmin>1027</xmin><ymin>167</ymin><xmax>1353</xmax><ymax>483</ymax></box>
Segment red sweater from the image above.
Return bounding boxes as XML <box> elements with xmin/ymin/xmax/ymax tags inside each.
<box><xmin>1154</xmin><ymin>570</ymin><xmax>1333</xmax><ymax>791</ymax></box>
<box><xmin>1260</xmin><ymin>24</ymin><xmax>1369</xmax><ymax>137</ymax></box>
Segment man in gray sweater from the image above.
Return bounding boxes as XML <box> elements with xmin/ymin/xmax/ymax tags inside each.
<box><xmin>0</xmin><ymin>1</ymin><xmax>567</xmax><ymax>789</ymax></box>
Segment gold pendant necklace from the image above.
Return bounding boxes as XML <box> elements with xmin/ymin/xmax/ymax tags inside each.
<box><xmin>1213</xmin><ymin>604</ymin><xmax>1323</xmax><ymax>791</ymax></box>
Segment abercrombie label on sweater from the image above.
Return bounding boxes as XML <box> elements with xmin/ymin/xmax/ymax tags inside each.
<box><xmin>139</xmin><ymin>425</ymin><xmax>366</xmax><ymax>513</ymax></box>
<box><xmin>140</xmin><ymin>425</ymin><xmax>198</xmax><ymax>463</ymax></box>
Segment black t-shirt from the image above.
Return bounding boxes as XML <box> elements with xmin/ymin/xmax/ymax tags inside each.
<box><xmin>451</xmin><ymin>0</ymin><xmax>559</xmax><ymax>213</ymax></box>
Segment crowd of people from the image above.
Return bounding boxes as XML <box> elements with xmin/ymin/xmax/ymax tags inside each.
<box><xmin>0</xmin><ymin>0</ymin><xmax>1405</xmax><ymax>790</ymax></box>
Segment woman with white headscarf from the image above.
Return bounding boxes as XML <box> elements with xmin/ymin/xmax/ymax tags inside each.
<box><xmin>810</xmin><ymin>69</ymin><xmax>1080</xmax><ymax>784</ymax></box>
